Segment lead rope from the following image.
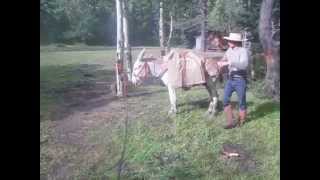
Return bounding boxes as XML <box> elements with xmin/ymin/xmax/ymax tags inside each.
<box><xmin>116</xmin><ymin>67</ymin><xmax>129</xmax><ymax>180</ymax></box>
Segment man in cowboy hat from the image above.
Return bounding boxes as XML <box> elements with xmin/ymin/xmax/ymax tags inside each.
<box><xmin>217</xmin><ymin>33</ymin><xmax>249</xmax><ymax>129</ymax></box>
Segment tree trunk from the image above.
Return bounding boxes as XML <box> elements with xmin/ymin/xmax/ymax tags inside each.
<box><xmin>165</xmin><ymin>14</ymin><xmax>173</xmax><ymax>53</ymax></box>
<box><xmin>200</xmin><ymin>0</ymin><xmax>208</xmax><ymax>52</ymax></box>
<box><xmin>116</xmin><ymin>0</ymin><xmax>125</xmax><ymax>97</ymax></box>
<box><xmin>259</xmin><ymin>0</ymin><xmax>280</xmax><ymax>101</ymax></box>
<box><xmin>159</xmin><ymin>0</ymin><xmax>165</xmax><ymax>56</ymax></box>
<box><xmin>122</xmin><ymin>0</ymin><xmax>132</xmax><ymax>82</ymax></box>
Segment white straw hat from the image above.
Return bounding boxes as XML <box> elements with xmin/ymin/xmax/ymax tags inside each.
<box><xmin>223</xmin><ymin>33</ymin><xmax>247</xmax><ymax>42</ymax></box>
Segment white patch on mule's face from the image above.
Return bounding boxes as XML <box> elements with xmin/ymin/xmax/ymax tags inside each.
<box><xmin>132</xmin><ymin>59</ymin><xmax>146</xmax><ymax>85</ymax></box>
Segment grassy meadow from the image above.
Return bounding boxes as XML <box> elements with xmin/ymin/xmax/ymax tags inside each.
<box><xmin>40</xmin><ymin>44</ymin><xmax>279</xmax><ymax>180</ymax></box>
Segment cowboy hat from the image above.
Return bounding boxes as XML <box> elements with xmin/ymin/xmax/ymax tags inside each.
<box><xmin>223</xmin><ymin>33</ymin><xmax>247</xmax><ymax>42</ymax></box>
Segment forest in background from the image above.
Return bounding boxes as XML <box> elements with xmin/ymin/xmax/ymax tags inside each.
<box><xmin>40</xmin><ymin>0</ymin><xmax>279</xmax><ymax>48</ymax></box>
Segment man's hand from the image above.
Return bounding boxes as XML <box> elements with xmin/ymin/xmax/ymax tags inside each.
<box><xmin>217</xmin><ymin>61</ymin><xmax>229</xmax><ymax>68</ymax></box>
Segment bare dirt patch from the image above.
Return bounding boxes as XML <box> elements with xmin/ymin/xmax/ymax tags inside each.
<box><xmin>219</xmin><ymin>143</ymin><xmax>258</xmax><ymax>173</ymax></box>
<box><xmin>43</xmin><ymin>74</ymin><xmax>167</xmax><ymax>180</ymax></box>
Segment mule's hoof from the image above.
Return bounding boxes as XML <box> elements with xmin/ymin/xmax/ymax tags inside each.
<box><xmin>211</xmin><ymin>111</ymin><xmax>217</xmax><ymax>117</ymax></box>
<box><xmin>168</xmin><ymin>110</ymin><xmax>177</xmax><ymax>117</ymax></box>
<box><xmin>168</xmin><ymin>113</ymin><xmax>176</xmax><ymax>118</ymax></box>
<box><xmin>204</xmin><ymin>111</ymin><xmax>211</xmax><ymax>117</ymax></box>
<box><xmin>203</xmin><ymin>111</ymin><xmax>214</xmax><ymax>120</ymax></box>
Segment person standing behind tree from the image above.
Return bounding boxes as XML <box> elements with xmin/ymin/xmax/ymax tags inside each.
<box><xmin>217</xmin><ymin>33</ymin><xmax>249</xmax><ymax>129</ymax></box>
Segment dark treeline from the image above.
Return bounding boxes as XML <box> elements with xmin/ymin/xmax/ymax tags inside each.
<box><xmin>40</xmin><ymin>0</ymin><xmax>279</xmax><ymax>47</ymax></box>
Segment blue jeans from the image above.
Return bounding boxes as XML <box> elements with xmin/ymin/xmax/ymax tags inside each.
<box><xmin>223</xmin><ymin>77</ymin><xmax>247</xmax><ymax>111</ymax></box>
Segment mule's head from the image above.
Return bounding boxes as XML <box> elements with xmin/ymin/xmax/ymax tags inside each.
<box><xmin>131</xmin><ymin>48</ymin><xmax>151</xmax><ymax>86</ymax></box>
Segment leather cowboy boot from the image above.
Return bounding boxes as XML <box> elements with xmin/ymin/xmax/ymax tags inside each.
<box><xmin>238</xmin><ymin>110</ymin><xmax>247</xmax><ymax>127</ymax></box>
<box><xmin>223</xmin><ymin>105</ymin><xmax>237</xmax><ymax>129</ymax></box>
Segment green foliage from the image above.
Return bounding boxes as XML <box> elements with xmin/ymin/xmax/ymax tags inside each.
<box><xmin>249</xmin><ymin>80</ymin><xmax>267</xmax><ymax>99</ymax></box>
<box><xmin>128</xmin><ymin>0</ymin><xmax>159</xmax><ymax>45</ymax></box>
<box><xmin>40</xmin><ymin>0</ymin><xmax>68</xmax><ymax>43</ymax></box>
<box><xmin>41</xmin><ymin>0</ymin><xmax>115</xmax><ymax>45</ymax></box>
<box><xmin>252</xmin><ymin>53</ymin><xmax>267</xmax><ymax>79</ymax></box>
<box><xmin>40</xmin><ymin>0</ymin><xmax>280</xmax><ymax>54</ymax></box>
<box><xmin>208</xmin><ymin>0</ymin><xmax>262</xmax><ymax>40</ymax></box>
<box><xmin>208</xmin><ymin>0</ymin><xmax>240</xmax><ymax>32</ymax></box>
<box><xmin>248</xmin><ymin>53</ymin><xmax>268</xmax><ymax>98</ymax></box>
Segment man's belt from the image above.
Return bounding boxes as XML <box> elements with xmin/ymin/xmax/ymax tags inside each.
<box><xmin>230</xmin><ymin>70</ymin><xmax>247</xmax><ymax>77</ymax></box>
<box><xmin>229</xmin><ymin>70</ymin><xmax>247</xmax><ymax>79</ymax></box>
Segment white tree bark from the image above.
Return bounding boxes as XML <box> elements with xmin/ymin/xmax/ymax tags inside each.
<box><xmin>116</xmin><ymin>0</ymin><xmax>124</xmax><ymax>96</ymax></box>
<box><xmin>122</xmin><ymin>0</ymin><xmax>132</xmax><ymax>82</ymax></box>
<box><xmin>200</xmin><ymin>0</ymin><xmax>208</xmax><ymax>52</ymax></box>
<box><xmin>165</xmin><ymin>14</ymin><xmax>173</xmax><ymax>53</ymax></box>
<box><xmin>159</xmin><ymin>0</ymin><xmax>165</xmax><ymax>56</ymax></box>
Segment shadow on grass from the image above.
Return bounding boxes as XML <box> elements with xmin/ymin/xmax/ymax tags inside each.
<box><xmin>247</xmin><ymin>101</ymin><xmax>280</xmax><ymax>123</ymax></box>
<box><xmin>127</xmin><ymin>89</ymin><xmax>167</xmax><ymax>97</ymax></box>
<box><xmin>229</xmin><ymin>101</ymin><xmax>255</xmax><ymax>110</ymax></box>
<box><xmin>40</xmin><ymin>63</ymin><xmax>168</xmax><ymax>121</ymax></box>
<box><xmin>177</xmin><ymin>98</ymin><xmax>209</xmax><ymax>109</ymax></box>
<box><xmin>177</xmin><ymin>99</ymin><xmax>254</xmax><ymax>114</ymax></box>
<box><xmin>40</xmin><ymin>63</ymin><xmax>116</xmax><ymax>121</ymax></box>
<box><xmin>142</xmin><ymin>77</ymin><xmax>165</xmax><ymax>86</ymax></box>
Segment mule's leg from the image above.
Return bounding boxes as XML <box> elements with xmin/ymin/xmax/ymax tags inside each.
<box><xmin>210</xmin><ymin>77</ymin><xmax>219</xmax><ymax>115</ymax></box>
<box><xmin>205</xmin><ymin>76</ymin><xmax>219</xmax><ymax>116</ymax></box>
<box><xmin>167</xmin><ymin>84</ymin><xmax>177</xmax><ymax>115</ymax></box>
<box><xmin>204</xmin><ymin>83</ymin><xmax>214</xmax><ymax>114</ymax></box>
<box><xmin>160</xmin><ymin>73</ymin><xmax>176</xmax><ymax>115</ymax></box>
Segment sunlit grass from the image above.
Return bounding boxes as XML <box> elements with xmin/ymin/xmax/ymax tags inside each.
<box><xmin>40</xmin><ymin>45</ymin><xmax>279</xmax><ymax>180</ymax></box>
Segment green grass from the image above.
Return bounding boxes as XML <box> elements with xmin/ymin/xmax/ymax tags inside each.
<box><xmin>40</xmin><ymin>52</ymin><xmax>111</xmax><ymax>121</ymax></box>
<box><xmin>40</xmin><ymin>50</ymin><xmax>114</xmax><ymax>66</ymax></box>
<box><xmin>40</xmin><ymin>45</ymin><xmax>159</xmax><ymax>121</ymax></box>
<box><xmin>40</xmin><ymin>43</ymin><xmax>161</xmax><ymax>53</ymax></box>
<box><xmin>40</xmin><ymin>46</ymin><xmax>120</xmax><ymax>178</ymax></box>
<box><xmin>40</xmin><ymin>45</ymin><xmax>279</xmax><ymax>180</ymax></box>
<box><xmin>120</xmin><ymin>92</ymin><xmax>279</xmax><ymax>179</ymax></box>
<box><xmin>77</xmin><ymin>85</ymin><xmax>279</xmax><ymax>179</ymax></box>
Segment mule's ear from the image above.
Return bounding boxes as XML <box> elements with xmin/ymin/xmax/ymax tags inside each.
<box><xmin>136</xmin><ymin>48</ymin><xmax>146</xmax><ymax>62</ymax></box>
